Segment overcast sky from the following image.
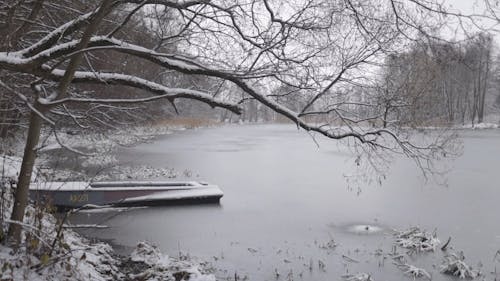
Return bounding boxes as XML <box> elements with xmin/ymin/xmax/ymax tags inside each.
<box><xmin>440</xmin><ymin>0</ymin><xmax>500</xmax><ymax>43</ymax></box>
<box><xmin>446</xmin><ymin>0</ymin><xmax>483</xmax><ymax>13</ymax></box>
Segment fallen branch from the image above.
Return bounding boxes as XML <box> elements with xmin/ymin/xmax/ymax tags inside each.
<box><xmin>441</xmin><ymin>236</ymin><xmax>452</xmax><ymax>251</ymax></box>
<box><xmin>342</xmin><ymin>254</ymin><xmax>360</xmax><ymax>263</ymax></box>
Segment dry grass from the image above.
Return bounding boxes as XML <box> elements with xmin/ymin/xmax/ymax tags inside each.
<box><xmin>151</xmin><ymin>118</ymin><xmax>221</xmax><ymax>129</ymax></box>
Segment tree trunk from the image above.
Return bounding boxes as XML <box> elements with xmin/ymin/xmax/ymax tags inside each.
<box><xmin>478</xmin><ymin>54</ymin><xmax>489</xmax><ymax>123</ymax></box>
<box><xmin>383</xmin><ymin>105</ymin><xmax>389</xmax><ymax>128</ymax></box>
<box><xmin>7</xmin><ymin>104</ymin><xmax>44</xmax><ymax>245</ymax></box>
<box><xmin>7</xmin><ymin>0</ymin><xmax>114</xmax><ymax>246</ymax></box>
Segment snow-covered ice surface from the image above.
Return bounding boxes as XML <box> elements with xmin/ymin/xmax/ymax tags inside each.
<box><xmin>4</xmin><ymin>123</ymin><xmax>500</xmax><ymax>280</ymax></box>
<box><xmin>345</xmin><ymin>224</ymin><xmax>384</xmax><ymax>234</ymax></box>
<box><xmin>70</xmin><ymin>124</ymin><xmax>500</xmax><ymax>281</ymax></box>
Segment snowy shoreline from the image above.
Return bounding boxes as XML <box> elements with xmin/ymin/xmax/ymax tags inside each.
<box><xmin>2</xmin><ymin>122</ymin><xmax>498</xmax><ymax>280</ymax></box>
<box><xmin>16</xmin><ymin>122</ymin><xmax>213</xmax><ymax>183</ymax></box>
<box><xmin>0</xmin><ymin>123</ymin><xmax>218</xmax><ymax>281</ymax></box>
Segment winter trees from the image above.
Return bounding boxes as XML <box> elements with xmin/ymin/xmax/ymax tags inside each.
<box><xmin>377</xmin><ymin>33</ymin><xmax>495</xmax><ymax>127</ymax></box>
<box><xmin>0</xmin><ymin>0</ymin><xmax>481</xmax><ymax>244</ymax></box>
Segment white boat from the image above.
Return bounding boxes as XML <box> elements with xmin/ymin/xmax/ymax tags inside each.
<box><xmin>29</xmin><ymin>181</ymin><xmax>223</xmax><ymax>209</ymax></box>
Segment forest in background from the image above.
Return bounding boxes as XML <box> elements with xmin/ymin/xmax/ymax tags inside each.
<box><xmin>1</xmin><ymin>1</ymin><xmax>500</xmax><ymax>144</ymax></box>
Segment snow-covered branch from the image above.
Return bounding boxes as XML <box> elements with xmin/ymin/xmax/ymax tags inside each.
<box><xmin>46</xmin><ymin>70</ymin><xmax>242</xmax><ymax>114</ymax></box>
<box><xmin>0</xmin><ymin>31</ymin><xmax>452</xmax><ymax>160</ymax></box>
<box><xmin>0</xmin><ymin>0</ymin><xmax>465</xmax><ymax>188</ymax></box>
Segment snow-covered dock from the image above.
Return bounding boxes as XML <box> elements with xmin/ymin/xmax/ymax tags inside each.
<box><xmin>29</xmin><ymin>181</ymin><xmax>223</xmax><ymax>209</ymax></box>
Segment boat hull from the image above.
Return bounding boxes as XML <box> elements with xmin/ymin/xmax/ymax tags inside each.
<box><xmin>29</xmin><ymin>181</ymin><xmax>223</xmax><ymax>209</ymax></box>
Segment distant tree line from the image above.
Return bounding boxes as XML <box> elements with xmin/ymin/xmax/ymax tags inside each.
<box><xmin>226</xmin><ymin>36</ymin><xmax>500</xmax><ymax>126</ymax></box>
<box><xmin>2</xmin><ymin>3</ymin><xmax>498</xmax><ymax>136</ymax></box>
<box><xmin>374</xmin><ymin>33</ymin><xmax>498</xmax><ymax>127</ymax></box>
<box><xmin>239</xmin><ymin>33</ymin><xmax>500</xmax><ymax>126</ymax></box>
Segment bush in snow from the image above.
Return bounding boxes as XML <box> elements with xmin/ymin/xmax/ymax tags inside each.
<box><xmin>440</xmin><ymin>251</ymin><xmax>480</xmax><ymax>279</ymax></box>
<box><xmin>394</xmin><ymin>226</ymin><xmax>440</xmax><ymax>254</ymax></box>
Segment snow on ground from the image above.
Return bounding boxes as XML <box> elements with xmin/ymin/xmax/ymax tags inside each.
<box><xmin>126</xmin><ymin>241</ymin><xmax>216</xmax><ymax>281</ymax></box>
<box><xmin>0</xmin><ymin>160</ymin><xmax>121</xmax><ymax>280</ymax></box>
<box><xmin>31</xmin><ymin>124</ymin><xmax>191</xmax><ymax>183</ymax></box>
<box><xmin>0</xmin><ymin>123</ymin><xmax>211</xmax><ymax>280</ymax></box>
<box><xmin>93</xmin><ymin>165</ymin><xmax>180</xmax><ymax>181</ymax></box>
<box><xmin>417</xmin><ymin>122</ymin><xmax>500</xmax><ymax>130</ymax></box>
<box><xmin>0</xmin><ymin>126</ymin><xmax>184</xmax><ymax>183</ymax></box>
<box><xmin>0</xmin><ymin>155</ymin><xmax>215</xmax><ymax>281</ymax></box>
<box><xmin>38</xmin><ymin>124</ymin><xmax>179</xmax><ymax>153</ymax></box>
<box><xmin>36</xmin><ymin>163</ymin><xmax>181</xmax><ymax>183</ymax></box>
<box><xmin>0</xmin><ymin>150</ymin><xmax>178</xmax><ymax>185</ymax></box>
<box><xmin>0</xmin><ymin>155</ymin><xmax>24</xmax><ymax>179</ymax></box>
<box><xmin>458</xmin><ymin>122</ymin><xmax>499</xmax><ymax>129</ymax></box>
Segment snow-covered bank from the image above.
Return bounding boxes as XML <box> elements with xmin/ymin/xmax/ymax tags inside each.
<box><xmin>37</xmin><ymin>119</ymin><xmax>219</xmax><ymax>154</ymax></box>
<box><xmin>0</xmin><ymin>123</ymin><xmax>205</xmax><ymax>183</ymax></box>
<box><xmin>30</xmin><ymin>122</ymin><xmax>213</xmax><ymax>182</ymax></box>
<box><xmin>0</xmin><ymin>227</ymin><xmax>216</xmax><ymax>281</ymax></box>
<box><xmin>413</xmin><ymin>122</ymin><xmax>499</xmax><ymax>130</ymax></box>
<box><xmin>0</xmin><ymin>155</ymin><xmax>215</xmax><ymax>281</ymax></box>
<box><xmin>37</xmin><ymin>124</ymin><xmax>179</xmax><ymax>154</ymax></box>
<box><xmin>457</xmin><ymin>122</ymin><xmax>499</xmax><ymax>129</ymax></box>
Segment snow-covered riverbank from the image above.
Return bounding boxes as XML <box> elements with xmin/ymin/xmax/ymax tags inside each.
<box><xmin>0</xmin><ymin>154</ymin><xmax>216</xmax><ymax>281</ymax></box>
<box><xmin>2</xmin><ymin>123</ymin><xmax>498</xmax><ymax>280</ymax></box>
<box><xmin>3</xmin><ymin>123</ymin><xmax>207</xmax><ymax>182</ymax></box>
<box><xmin>0</xmin><ymin>121</ymin><xmax>220</xmax><ymax>280</ymax></box>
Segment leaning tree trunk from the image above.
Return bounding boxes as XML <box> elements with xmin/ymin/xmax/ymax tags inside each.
<box><xmin>7</xmin><ymin>104</ymin><xmax>44</xmax><ymax>244</ymax></box>
<box><xmin>7</xmin><ymin>0</ymin><xmax>114</xmax><ymax>246</ymax></box>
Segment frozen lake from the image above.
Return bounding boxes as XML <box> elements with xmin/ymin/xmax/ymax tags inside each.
<box><xmin>71</xmin><ymin>124</ymin><xmax>500</xmax><ymax>280</ymax></box>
